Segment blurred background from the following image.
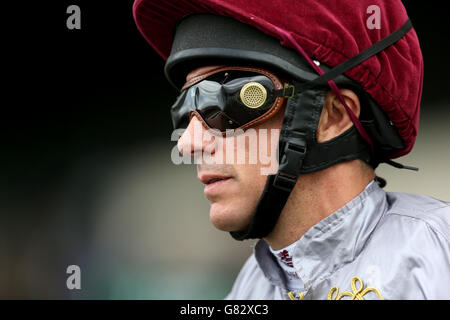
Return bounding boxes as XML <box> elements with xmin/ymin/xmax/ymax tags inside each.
<box><xmin>1</xmin><ymin>1</ymin><xmax>449</xmax><ymax>299</ymax></box>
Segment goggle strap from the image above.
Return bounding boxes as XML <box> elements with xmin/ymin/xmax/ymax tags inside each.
<box><xmin>296</xmin><ymin>19</ymin><xmax>413</xmax><ymax>92</ymax></box>
<box><xmin>268</xmin><ymin>19</ymin><xmax>413</xmax><ymax>153</ymax></box>
<box><xmin>274</xmin><ymin>84</ymin><xmax>295</xmax><ymax>98</ymax></box>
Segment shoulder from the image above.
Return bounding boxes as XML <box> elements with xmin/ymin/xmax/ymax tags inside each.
<box><xmin>384</xmin><ymin>191</ymin><xmax>450</xmax><ymax>242</ymax></box>
<box><xmin>370</xmin><ymin>192</ymin><xmax>450</xmax><ymax>298</ymax></box>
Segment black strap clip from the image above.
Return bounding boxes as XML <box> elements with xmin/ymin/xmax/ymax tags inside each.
<box><xmin>273</xmin><ymin>137</ymin><xmax>307</xmax><ymax>192</ymax></box>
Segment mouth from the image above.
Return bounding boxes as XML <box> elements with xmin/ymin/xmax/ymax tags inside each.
<box><xmin>198</xmin><ymin>173</ymin><xmax>232</xmax><ymax>185</ymax></box>
<box><xmin>205</xmin><ymin>177</ymin><xmax>231</xmax><ymax>184</ymax></box>
<box><xmin>198</xmin><ymin>173</ymin><xmax>233</xmax><ymax>196</ymax></box>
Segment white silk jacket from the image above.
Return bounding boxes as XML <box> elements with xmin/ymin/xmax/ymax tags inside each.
<box><xmin>226</xmin><ymin>181</ymin><xmax>450</xmax><ymax>300</ymax></box>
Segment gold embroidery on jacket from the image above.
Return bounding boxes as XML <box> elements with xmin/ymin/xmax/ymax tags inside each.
<box><xmin>327</xmin><ymin>276</ymin><xmax>383</xmax><ymax>300</ymax></box>
<box><xmin>288</xmin><ymin>291</ymin><xmax>305</xmax><ymax>300</ymax></box>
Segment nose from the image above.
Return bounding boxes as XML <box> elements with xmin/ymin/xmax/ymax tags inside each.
<box><xmin>177</xmin><ymin>113</ymin><xmax>216</xmax><ymax>159</ymax></box>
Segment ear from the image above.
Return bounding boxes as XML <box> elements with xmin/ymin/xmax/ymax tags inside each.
<box><xmin>316</xmin><ymin>89</ymin><xmax>361</xmax><ymax>143</ymax></box>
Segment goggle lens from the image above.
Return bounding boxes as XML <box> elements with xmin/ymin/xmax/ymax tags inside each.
<box><xmin>170</xmin><ymin>69</ymin><xmax>287</xmax><ymax>132</ymax></box>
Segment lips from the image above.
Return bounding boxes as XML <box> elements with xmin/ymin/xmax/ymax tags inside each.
<box><xmin>198</xmin><ymin>173</ymin><xmax>232</xmax><ymax>185</ymax></box>
<box><xmin>207</xmin><ymin>177</ymin><xmax>227</xmax><ymax>184</ymax></box>
<box><xmin>198</xmin><ymin>172</ymin><xmax>234</xmax><ymax>196</ymax></box>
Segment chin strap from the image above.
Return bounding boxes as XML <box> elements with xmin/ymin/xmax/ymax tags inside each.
<box><xmin>230</xmin><ymin>89</ymin><xmax>311</xmax><ymax>240</ymax></box>
<box><xmin>230</xmin><ymin>88</ymin><xmax>371</xmax><ymax>240</ymax></box>
<box><xmin>229</xmin><ymin>19</ymin><xmax>415</xmax><ymax>241</ymax></box>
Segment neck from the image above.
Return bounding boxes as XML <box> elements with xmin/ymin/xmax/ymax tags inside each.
<box><xmin>264</xmin><ymin>160</ymin><xmax>375</xmax><ymax>250</ymax></box>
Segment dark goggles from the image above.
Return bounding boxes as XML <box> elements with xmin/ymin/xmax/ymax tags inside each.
<box><xmin>170</xmin><ymin>66</ymin><xmax>294</xmax><ymax>133</ymax></box>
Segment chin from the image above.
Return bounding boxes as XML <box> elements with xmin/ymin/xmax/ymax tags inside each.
<box><xmin>209</xmin><ymin>202</ymin><xmax>251</xmax><ymax>232</ymax></box>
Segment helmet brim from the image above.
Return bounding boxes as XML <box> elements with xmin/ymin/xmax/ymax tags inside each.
<box><xmin>165</xmin><ymin>14</ymin><xmax>319</xmax><ymax>90</ymax></box>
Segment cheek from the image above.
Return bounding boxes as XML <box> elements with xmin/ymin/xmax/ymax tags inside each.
<box><xmin>234</xmin><ymin>164</ymin><xmax>267</xmax><ymax>195</ymax></box>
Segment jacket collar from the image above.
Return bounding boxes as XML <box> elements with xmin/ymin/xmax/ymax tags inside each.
<box><xmin>254</xmin><ymin>180</ymin><xmax>386</xmax><ymax>290</ymax></box>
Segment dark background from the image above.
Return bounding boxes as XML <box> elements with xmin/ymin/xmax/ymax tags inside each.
<box><xmin>1</xmin><ymin>1</ymin><xmax>449</xmax><ymax>298</ymax></box>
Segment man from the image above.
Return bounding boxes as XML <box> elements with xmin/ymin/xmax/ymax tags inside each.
<box><xmin>133</xmin><ymin>0</ymin><xmax>450</xmax><ymax>299</ymax></box>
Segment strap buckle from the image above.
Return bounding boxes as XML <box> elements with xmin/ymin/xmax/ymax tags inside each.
<box><xmin>273</xmin><ymin>172</ymin><xmax>298</xmax><ymax>192</ymax></box>
<box><xmin>275</xmin><ymin>83</ymin><xmax>295</xmax><ymax>98</ymax></box>
<box><xmin>282</xmin><ymin>83</ymin><xmax>295</xmax><ymax>98</ymax></box>
<box><xmin>273</xmin><ymin>138</ymin><xmax>307</xmax><ymax>192</ymax></box>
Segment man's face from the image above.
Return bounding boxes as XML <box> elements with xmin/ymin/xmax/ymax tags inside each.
<box><xmin>177</xmin><ymin>91</ymin><xmax>286</xmax><ymax>232</ymax></box>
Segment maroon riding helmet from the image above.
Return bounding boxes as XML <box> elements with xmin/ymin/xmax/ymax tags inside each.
<box><xmin>133</xmin><ymin>0</ymin><xmax>423</xmax><ymax>240</ymax></box>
